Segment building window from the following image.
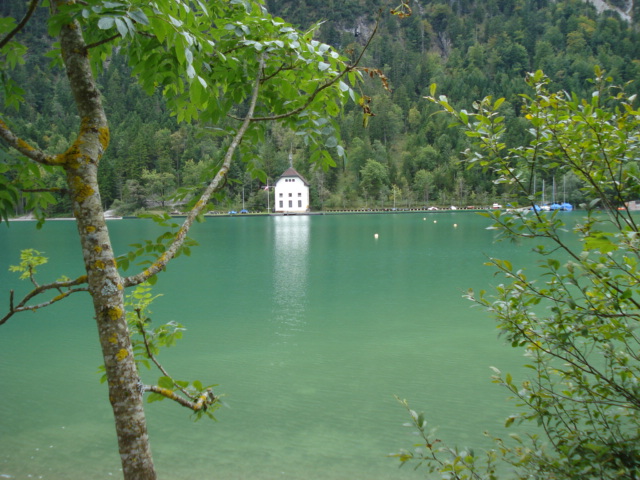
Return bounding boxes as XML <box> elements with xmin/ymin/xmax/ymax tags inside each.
<box><xmin>298</xmin><ymin>200</ymin><xmax>302</xmax><ymax>208</ymax></box>
<box><xmin>288</xmin><ymin>193</ymin><xmax>292</xmax><ymax>197</ymax></box>
<box><xmin>288</xmin><ymin>200</ymin><xmax>292</xmax><ymax>208</ymax></box>
<box><xmin>298</xmin><ymin>192</ymin><xmax>302</xmax><ymax>197</ymax></box>
<box><xmin>279</xmin><ymin>201</ymin><xmax>283</xmax><ymax>208</ymax></box>
<box><xmin>279</xmin><ymin>193</ymin><xmax>282</xmax><ymax>197</ymax></box>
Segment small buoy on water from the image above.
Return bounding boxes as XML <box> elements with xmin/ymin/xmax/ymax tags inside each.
<box><xmin>374</xmin><ymin>233</ymin><xmax>379</xmax><ymax>239</ymax></box>
<box><xmin>423</xmin><ymin>217</ymin><xmax>426</xmax><ymax>221</ymax></box>
<box><xmin>453</xmin><ymin>223</ymin><xmax>458</xmax><ymax>228</ymax></box>
<box><xmin>434</xmin><ymin>220</ymin><xmax>437</xmax><ymax>224</ymax></box>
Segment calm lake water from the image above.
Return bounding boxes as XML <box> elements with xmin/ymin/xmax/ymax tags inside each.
<box><xmin>0</xmin><ymin>212</ymin><xmax>542</xmax><ymax>479</ymax></box>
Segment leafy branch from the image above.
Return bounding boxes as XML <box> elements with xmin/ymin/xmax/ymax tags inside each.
<box><xmin>111</xmin><ymin>283</ymin><xmax>220</xmax><ymax>419</ymax></box>
<box><xmin>0</xmin><ymin>0</ymin><xmax>40</xmax><ymax>49</ymax></box>
<box><xmin>240</xmin><ymin>10</ymin><xmax>381</xmax><ymax>124</ymax></box>
<box><xmin>1</xmin><ymin>249</ymin><xmax>88</xmax><ymax>326</ymax></box>
<box><xmin>144</xmin><ymin>384</ymin><xmax>218</xmax><ymax>416</ymax></box>
<box><xmin>122</xmin><ymin>54</ymin><xmax>265</xmax><ymax>288</ymax></box>
<box><xmin>407</xmin><ymin>69</ymin><xmax>640</xmax><ymax>479</ymax></box>
<box><xmin>391</xmin><ymin>396</ymin><xmax>501</xmax><ymax>480</ymax></box>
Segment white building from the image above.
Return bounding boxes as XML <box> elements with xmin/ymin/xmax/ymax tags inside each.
<box><xmin>274</xmin><ymin>167</ymin><xmax>310</xmax><ymax>213</ymax></box>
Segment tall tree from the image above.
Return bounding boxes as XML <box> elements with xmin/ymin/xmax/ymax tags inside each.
<box><xmin>0</xmin><ymin>0</ymin><xmax>379</xmax><ymax>477</ymax></box>
<box><xmin>360</xmin><ymin>158</ymin><xmax>389</xmax><ymax>201</ymax></box>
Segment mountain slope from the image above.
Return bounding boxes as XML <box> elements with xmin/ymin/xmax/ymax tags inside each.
<box><xmin>2</xmin><ymin>0</ymin><xmax>640</xmax><ymax>213</ymax></box>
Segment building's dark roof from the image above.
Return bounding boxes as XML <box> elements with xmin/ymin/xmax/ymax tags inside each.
<box><xmin>277</xmin><ymin>167</ymin><xmax>310</xmax><ymax>186</ymax></box>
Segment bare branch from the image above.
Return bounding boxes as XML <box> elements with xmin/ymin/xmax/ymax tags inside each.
<box><xmin>123</xmin><ymin>55</ymin><xmax>265</xmax><ymax>288</ymax></box>
<box><xmin>84</xmin><ymin>21</ymin><xmax>157</xmax><ymax>51</ymax></box>
<box><xmin>0</xmin><ymin>0</ymin><xmax>40</xmax><ymax>49</ymax></box>
<box><xmin>1</xmin><ymin>275</ymin><xmax>89</xmax><ymax>326</ymax></box>
<box><xmin>84</xmin><ymin>33</ymin><xmax>121</xmax><ymax>51</ymax></box>
<box><xmin>27</xmin><ymin>267</ymin><xmax>39</xmax><ymax>289</ymax></box>
<box><xmin>21</xmin><ymin>187</ymin><xmax>67</xmax><ymax>195</ymax></box>
<box><xmin>0</xmin><ymin>118</ymin><xmax>59</xmax><ymax>166</ymax></box>
<box><xmin>143</xmin><ymin>385</ymin><xmax>217</xmax><ymax>412</ymax></box>
<box><xmin>236</xmin><ymin>70</ymin><xmax>349</xmax><ymax>123</ymax></box>
<box><xmin>259</xmin><ymin>61</ymin><xmax>295</xmax><ymax>83</ymax></box>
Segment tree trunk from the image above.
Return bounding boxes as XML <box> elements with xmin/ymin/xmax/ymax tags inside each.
<box><xmin>57</xmin><ymin>11</ymin><xmax>157</xmax><ymax>480</ymax></box>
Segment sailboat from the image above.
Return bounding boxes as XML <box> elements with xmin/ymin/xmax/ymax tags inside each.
<box><xmin>540</xmin><ymin>179</ymin><xmax>550</xmax><ymax>210</ymax></box>
<box><xmin>560</xmin><ymin>175</ymin><xmax>573</xmax><ymax>211</ymax></box>
<box><xmin>550</xmin><ymin>177</ymin><xmax>562</xmax><ymax>211</ymax></box>
<box><xmin>531</xmin><ymin>176</ymin><xmax>546</xmax><ymax>211</ymax></box>
<box><xmin>533</xmin><ymin>176</ymin><xmax>573</xmax><ymax>212</ymax></box>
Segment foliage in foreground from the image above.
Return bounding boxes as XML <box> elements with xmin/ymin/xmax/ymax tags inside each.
<box><xmin>393</xmin><ymin>70</ymin><xmax>640</xmax><ymax>479</ymax></box>
<box><xmin>0</xmin><ymin>0</ymin><xmax>377</xmax><ymax>478</ymax></box>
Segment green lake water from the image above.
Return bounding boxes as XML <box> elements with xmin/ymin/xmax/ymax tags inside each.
<box><xmin>0</xmin><ymin>212</ymin><xmax>543</xmax><ymax>479</ymax></box>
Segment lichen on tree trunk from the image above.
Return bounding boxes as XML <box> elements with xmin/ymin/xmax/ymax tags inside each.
<box><xmin>57</xmin><ymin>10</ymin><xmax>157</xmax><ymax>480</ymax></box>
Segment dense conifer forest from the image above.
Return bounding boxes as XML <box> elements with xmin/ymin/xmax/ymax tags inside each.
<box><xmin>3</xmin><ymin>0</ymin><xmax>639</xmax><ymax>214</ymax></box>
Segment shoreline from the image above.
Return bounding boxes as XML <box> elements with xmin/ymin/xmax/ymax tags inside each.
<box><xmin>6</xmin><ymin>206</ymin><xmax>583</xmax><ymax>222</ymax></box>
<box><xmin>8</xmin><ymin>207</ymin><xmax>503</xmax><ymax>222</ymax></box>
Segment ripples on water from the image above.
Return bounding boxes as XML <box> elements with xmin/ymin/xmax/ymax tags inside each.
<box><xmin>0</xmin><ymin>213</ymin><xmax>541</xmax><ymax>479</ymax></box>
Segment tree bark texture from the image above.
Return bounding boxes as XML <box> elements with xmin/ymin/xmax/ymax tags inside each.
<box><xmin>57</xmin><ymin>12</ymin><xmax>157</xmax><ymax>480</ymax></box>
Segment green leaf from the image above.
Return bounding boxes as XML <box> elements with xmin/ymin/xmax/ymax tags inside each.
<box><xmin>158</xmin><ymin>376</ymin><xmax>173</xmax><ymax>389</ymax></box>
<box><xmin>97</xmin><ymin>16</ymin><xmax>115</xmax><ymax>30</ymax></box>
<box><xmin>114</xmin><ymin>17</ymin><xmax>128</xmax><ymax>38</ymax></box>
<box><xmin>168</xmin><ymin>15</ymin><xmax>183</xmax><ymax>28</ymax></box>
<box><xmin>325</xmin><ymin>136</ymin><xmax>338</xmax><ymax>148</ymax></box>
<box><xmin>147</xmin><ymin>393</ymin><xmax>165</xmax><ymax>403</ymax></box>
<box><xmin>128</xmin><ymin>9</ymin><xmax>149</xmax><ymax>25</ymax></box>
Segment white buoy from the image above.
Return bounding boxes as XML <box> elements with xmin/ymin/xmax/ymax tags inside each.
<box><xmin>374</xmin><ymin>233</ymin><xmax>379</xmax><ymax>239</ymax></box>
<box><xmin>454</xmin><ymin>223</ymin><xmax>458</xmax><ymax>228</ymax></box>
<box><xmin>423</xmin><ymin>217</ymin><xmax>426</xmax><ymax>221</ymax></box>
<box><xmin>434</xmin><ymin>220</ymin><xmax>437</xmax><ymax>224</ymax></box>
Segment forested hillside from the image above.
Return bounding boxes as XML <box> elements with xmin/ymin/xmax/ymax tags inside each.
<box><xmin>3</xmin><ymin>0</ymin><xmax>639</xmax><ymax>214</ymax></box>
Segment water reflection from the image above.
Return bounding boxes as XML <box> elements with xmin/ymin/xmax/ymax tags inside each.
<box><xmin>272</xmin><ymin>216</ymin><xmax>310</xmax><ymax>341</ymax></box>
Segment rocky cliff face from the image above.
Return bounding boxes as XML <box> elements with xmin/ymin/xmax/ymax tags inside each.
<box><xmin>584</xmin><ymin>0</ymin><xmax>633</xmax><ymax>22</ymax></box>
